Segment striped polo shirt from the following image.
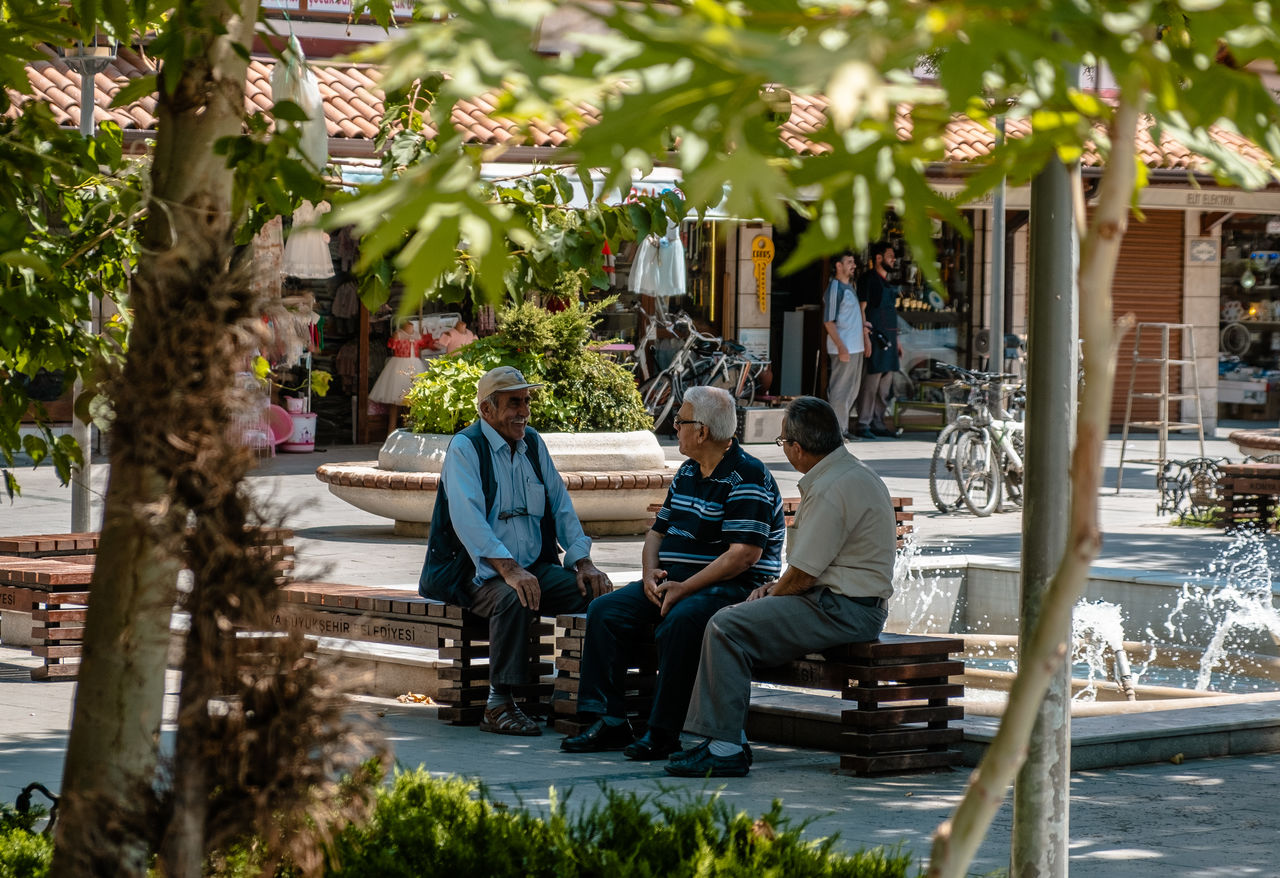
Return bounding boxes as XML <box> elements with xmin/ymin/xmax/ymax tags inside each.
<box><xmin>653</xmin><ymin>441</ymin><xmax>785</xmax><ymax>586</ymax></box>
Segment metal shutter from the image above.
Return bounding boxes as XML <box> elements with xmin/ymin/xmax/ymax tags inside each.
<box><xmin>1109</xmin><ymin>209</ymin><xmax>1185</xmax><ymax>426</ymax></box>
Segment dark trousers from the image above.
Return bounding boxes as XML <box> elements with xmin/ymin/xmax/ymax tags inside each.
<box><xmin>575</xmin><ymin>578</ymin><xmax>752</xmax><ymax>735</ymax></box>
<box><xmin>469</xmin><ymin>561</ymin><xmax>590</xmax><ymax>687</ymax></box>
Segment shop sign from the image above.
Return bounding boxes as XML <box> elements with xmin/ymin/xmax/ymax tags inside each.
<box><xmin>751</xmin><ymin>235</ymin><xmax>774</xmax><ymax>312</ymax></box>
<box><xmin>1187</xmin><ymin>237</ymin><xmax>1218</xmax><ymax>264</ymax></box>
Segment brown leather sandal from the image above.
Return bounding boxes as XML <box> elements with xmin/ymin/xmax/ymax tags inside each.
<box><xmin>479</xmin><ymin>702</ymin><xmax>542</xmax><ymax>736</ymax></box>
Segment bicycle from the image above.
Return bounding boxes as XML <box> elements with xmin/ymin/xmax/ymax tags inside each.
<box><xmin>638</xmin><ymin>315</ymin><xmax>721</xmax><ymax>430</ymax></box>
<box><xmin>928</xmin><ymin>364</ymin><xmax>1025</xmax><ymax>516</ymax></box>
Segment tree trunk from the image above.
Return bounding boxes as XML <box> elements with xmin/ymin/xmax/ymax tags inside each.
<box><xmin>926</xmin><ymin>96</ymin><xmax>1141</xmax><ymax>878</ymax></box>
<box><xmin>49</xmin><ymin>1</ymin><xmax>261</xmax><ymax>874</ymax></box>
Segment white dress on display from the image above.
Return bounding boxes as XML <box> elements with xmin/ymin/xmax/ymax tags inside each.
<box><xmin>369</xmin><ymin>325</ymin><xmax>430</xmax><ymax>405</ymax></box>
<box><xmin>629</xmin><ymin>222</ymin><xmax>686</xmax><ymax>298</ymax></box>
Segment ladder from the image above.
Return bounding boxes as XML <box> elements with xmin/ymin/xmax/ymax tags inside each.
<box><xmin>1116</xmin><ymin>322</ymin><xmax>1205</xmax><ymax>492</ymax></box>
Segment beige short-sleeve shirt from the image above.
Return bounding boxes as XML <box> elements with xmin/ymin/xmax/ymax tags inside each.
<box><xmin>787</xmin><ymin>448</ymin><xmax>896</xmax><ymax>599</ymax></box>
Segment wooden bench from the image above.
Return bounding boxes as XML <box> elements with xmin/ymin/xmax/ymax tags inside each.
<box><xmin>647</xmin><ymin>496</ymin><xmax>916</xmax><ymax>549</ymax></box>
<box><xmin>0</xmin><ymin>528</ymin><xmax>294</xmax><ymax>680</ymax></box>
<box><xmin>275</xmin><ymin>582</ymin><xmax>555</xmax><ymax>725</ymax></box>
<box><xmin>1218</xmin><ymin>463</ymin><xmax>1280</xmax><ymax>532</ymax></box>
<box><xmin>552</xmin><ymin>620</ymin><xmax>963</xmax><ymax>776</ymax></box>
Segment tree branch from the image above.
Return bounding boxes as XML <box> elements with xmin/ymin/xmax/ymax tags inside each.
<box><xmin>926</xmin><ymin>94</ymin><xmax>1142</xmax><ymax>878</ymax></box>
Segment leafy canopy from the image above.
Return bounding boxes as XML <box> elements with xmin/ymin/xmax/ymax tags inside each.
<box><xmin>344</xmin><ymin>0</ymin><xmax>1280</xmax><ymax>304</ymax></box>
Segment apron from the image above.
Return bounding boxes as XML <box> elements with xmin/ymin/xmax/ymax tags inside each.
<box><xmin>864</xmin><ymin>277</ymin><xmax>900</xmax><ymax>375</ymax></box>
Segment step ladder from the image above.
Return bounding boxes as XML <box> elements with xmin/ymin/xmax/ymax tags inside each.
<box><xmin>1115</xmin><ymin>322</ymin><xmax>1205</xmax><ymax>492</ymax></box>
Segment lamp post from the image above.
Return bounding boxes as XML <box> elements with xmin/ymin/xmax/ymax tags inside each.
<box><xmin>61</xmin><ymin>35</ymin><xmax>118</xmax><ymax>532</ymax></box>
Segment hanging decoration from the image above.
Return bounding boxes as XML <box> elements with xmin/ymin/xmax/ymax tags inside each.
<box><xmin>272</xmin><ymin>34</ymin><xmax>333</xmax><ymax>280</ymax></box>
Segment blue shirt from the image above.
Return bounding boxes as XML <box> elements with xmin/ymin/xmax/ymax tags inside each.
<box><xmin>652</xmin><ymin>441</ymin><xmax>785</xmax><ymax>586</ymax></box>
<box><xmin>441</xmin><ymin>419</ymin><xmax>592</xmax><ymax>585</ymax></box>
<box><xmin>823</xmin><ymin>276</ymin><xmax>864</xmax><ymax>356</ymax></box>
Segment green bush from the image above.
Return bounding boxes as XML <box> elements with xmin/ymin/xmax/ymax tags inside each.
<box><xmin>403</xmin><ymin>298</ymin><xmax>652</xmax><ymax>435</ymax></box>
<box><xmin>321</xmin><ymin>769</ymin><xmax>915</xmax><ymax>877</ymax></box>
<box><xmin>0</xmin><ymin>804</ymin><xmax>52</xmax><ymax>878</ymax></box>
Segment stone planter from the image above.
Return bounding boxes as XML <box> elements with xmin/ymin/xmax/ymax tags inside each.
<box><xmin>317</xmin><ymin>429</ymin><xmax>673</xmax><ymax>537</ymax></box>
<box><xmin>1227</xmin><ymin>428</ymin><xmax>1280</xmax><ymax>460</ymax></box>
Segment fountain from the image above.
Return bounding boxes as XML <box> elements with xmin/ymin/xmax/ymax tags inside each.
<box><xmin>872</xmin><ymin>530</ymin><xmax>1280</xmax><ymax>765</ymax></box>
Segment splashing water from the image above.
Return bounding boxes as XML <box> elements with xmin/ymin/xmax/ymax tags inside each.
<box><xmin>1156</xmin><ymin>530</ymin><xmax>1280</xmax><ymax>691</ymax></box>
<box><xmin>1072</xmin><ymin>600</ymin><xmax>1135</xmax><ymax>701</ymax></box>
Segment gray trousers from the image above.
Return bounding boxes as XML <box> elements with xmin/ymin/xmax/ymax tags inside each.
<box><xmin>469</xmin><ymin>560</ymin><xmax>590</xmax><ymax>686</ymax></box>
<box><xmin>857</xmin><ymin>370</ymin><xmax>894</xmax><ymax>429</ymax></box>
<box><xmin>827</xmin><ymin>355</ymin><xmax>864</xmax><ymax>431</ymax></box>
<box><xmin>682</xmin><ymin>589</ymin><xmax>887</xmax><ymax>743</ymax></box>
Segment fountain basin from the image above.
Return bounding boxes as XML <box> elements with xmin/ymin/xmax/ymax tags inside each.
<box><xmin>1227</xmin><ymin>428</ymin><xmax>1280</xmax><ymax>459</ymax></box>
<box><xmin>317</xmin><ymin>429</ymin><xmax>674</xmax><ymax>537</ymax></box>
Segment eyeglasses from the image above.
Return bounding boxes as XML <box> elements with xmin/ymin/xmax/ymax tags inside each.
<box><xmin>774</xmin><ymin>436</ymin><xmax>792</xmax><ymax>447</ymax></box>
<box><xmin>498</xmin><ymin>507</ymin><xmax>529</xmax><ymax>521</ymax></box>
<box><xmin>672</xmin><ymin>417</ymin><xmax>704</xmax><ymax>429</ymax></box>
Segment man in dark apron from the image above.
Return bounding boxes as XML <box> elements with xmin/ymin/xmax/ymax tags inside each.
<box><xmin>855</xmin><ymin>241</ymin><xmax>902</xmax><ymax>439</ymax></box>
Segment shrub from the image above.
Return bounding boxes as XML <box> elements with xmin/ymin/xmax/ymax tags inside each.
<box><xmin>0</xmin><ymin>803</ymin><xmax>52</xmax><ymax>878</ymax></box>
<box><xmin>321</xmin><ymin>768</ymin><xmax>915</xmax><ymax>877</ymax></box>
<box><xmin>403</xmin><ymin>298</ymin><xmax>651</xmax><ymax>435</ymax></box>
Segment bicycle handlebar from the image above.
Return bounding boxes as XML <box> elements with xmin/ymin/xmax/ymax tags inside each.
<box><xmin>938</xmin><ymin>363</ymin><xmax>1019</xmax><ymax>384</ymax></box>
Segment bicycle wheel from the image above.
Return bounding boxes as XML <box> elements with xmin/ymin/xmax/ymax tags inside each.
<box><xmin>954</xmin><ymin>429</ymin><xmax>1000</xmax><ymax>517</ymax></box>
<box><xmin>641</xmin><ymin>373</ymin><xmax>678</xmax><ymax>432</ymax></box>
<box><xmin>928</xmin><ymin>423</ymin><xmax>964</xmax><ymax>512</ymax></box>
<box><xmin>1004</xmin><ymin>429</ymin><xmax>1024</xmax><ymax>507</ymax></box>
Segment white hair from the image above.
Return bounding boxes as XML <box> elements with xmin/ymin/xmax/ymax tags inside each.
<box><xmin>683</xmin><ymin>385</ymin><xmax>738</xmax><ymax>441</ymax></box>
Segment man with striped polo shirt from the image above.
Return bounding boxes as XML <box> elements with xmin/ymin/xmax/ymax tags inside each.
<box><xmin>562</xmin><ymin>385</ymin><xmax>785</xmax><ymax>761</ymax></box>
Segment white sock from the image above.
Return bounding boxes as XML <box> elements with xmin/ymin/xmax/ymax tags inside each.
<box><xmin>709</xmin><ymin>739</ymin><xmax>743</xmax><ymax>757</ymax></box>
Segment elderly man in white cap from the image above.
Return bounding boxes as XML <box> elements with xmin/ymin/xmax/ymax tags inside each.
<box><xmin>420</xmin><ymin>366</ymin><xmax>611</xmax><ymax>736</ymax></box>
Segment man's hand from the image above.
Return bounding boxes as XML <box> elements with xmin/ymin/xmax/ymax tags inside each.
<box><xmin>501</xmin><ymin>564</ymin><xmax>541</xmax><ymax>610</ymax></box>
<box><xmin>575</xmin><ymin>558</ymin><xmax>611</xmax><ymax>600</ymax></box>
<box><xmin>656</xmin><ymin>579</ymin><xmax>690</xmax><ymax>617</ymax></box>
<box><xmin>838</xmin><ymin>349</ymin><xmax>850</xmax><ymax>363</ymax></box>
<box><xmin>642</xmin><ymin>568</ymin><xmax>667</xmax><ymax>607</ymax></box>
<box><xmin>747</xmin><ymin>581</ymin><xmax>776</xmax><ymax>602</ymax></box>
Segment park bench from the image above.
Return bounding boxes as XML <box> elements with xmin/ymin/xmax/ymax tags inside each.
<box><xmin>0</xmin><ymin>528</ymin><xmax>293</xmax><ymax>680</ymax></box>
<box><xmin>551</xmin><ymin>621</ymin><xmax>963</xmax><ymax>776</ymax></box>
<box><xmin>1217</xmin><ymin>462</ymin><xmax>1280</xmax><ymax>532</ymax></box>
<box><xmin>273</xmin><ymin>581</ymin><xmax>555</xmax><ymax>724</ymax></box>
<box><xmin>272</xmin><ymin>499</ymin><xmax>920</xmax><ymax>733</ymax></box>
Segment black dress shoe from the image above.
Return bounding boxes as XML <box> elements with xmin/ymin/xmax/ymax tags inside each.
<box><xmin>664</xmin><ymin>742</ymin><xmax>750</xmax><ymax>778</ymax></box>
<box><xmin>842</xmin><ymin>430</ymin><xmax>861</xmax><ymax>442</ymax></box>
<box><xmin>623</xmin><ymin>728</ymin><xmax>681</xmax><ymax>761</ymax></box>
<box><xmin>670</xmin><ymin>738</ymin><xmax>753</xmax><ymax>767</ymax></box>
<box><xmin>854</xmin><ymin>426</ymin><xmax>877</xmax><ymax>440</ymax></box>
<box><xmin>870</xmin><ymin>424</ymin><xmax>899</xmax><ymax>438</ymax></box>
<box><xmin>560</xmin><ymin>718</ymin><xmax>634</xmax><ymax>753</ymax></box>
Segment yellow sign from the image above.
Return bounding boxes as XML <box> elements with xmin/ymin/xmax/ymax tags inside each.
<box><xmin>751</xmin><ymin>235</ymin><xmax>774</xmax><ymax>313</ymax></box>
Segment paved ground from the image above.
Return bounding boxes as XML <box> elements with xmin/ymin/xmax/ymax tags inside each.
<box><xmin>3</xmin><ymin>424</ymin><xmax>1279</xmax><ymax>876</ymax></box>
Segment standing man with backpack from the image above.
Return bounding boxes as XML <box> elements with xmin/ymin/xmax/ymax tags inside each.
<box><xmin>419</xmin><ymin>366</ymin><xmax>611</xmax><ymax>737</ymax></box>
<box><xmin>822</xmin><ymin>251</ymin><xmax>869</xmax><ymax>441</ymax></box>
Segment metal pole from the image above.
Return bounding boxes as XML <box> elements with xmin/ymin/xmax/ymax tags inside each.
<box><xmin>69</xmin><ymin>60</ymin><xmax>100</xmax><ymax>533</ymax></box>
<box><xmin>1011</xmin><ymin>155</ymin><xmax>1078</xmax><ymax>876</ymax></box>
<box><xmin>989</xmin><ymin>118</ymin><xmax>1005</xmax><ymax>373</ymax></box>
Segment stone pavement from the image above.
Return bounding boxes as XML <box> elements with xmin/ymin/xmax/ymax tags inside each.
<box><xmin>3</xmin><ymin>425</ymin><xmax>1280</xmax><ymax>876</ymax></box>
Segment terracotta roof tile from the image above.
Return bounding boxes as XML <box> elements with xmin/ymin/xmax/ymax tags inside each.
<box><xmin>8</xmin><ymin>49</ymin><xmax>1273</xmax><ymax>176</ymax></box>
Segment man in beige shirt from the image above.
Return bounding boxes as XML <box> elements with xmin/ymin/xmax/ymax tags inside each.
<box><xmin>665</xmin><ymin>395</ymin><xmax>896</xmax><ymax>778</ymax></box>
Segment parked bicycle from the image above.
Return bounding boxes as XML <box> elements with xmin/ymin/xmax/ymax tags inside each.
<box><xmin>928</xmin><ymin>364</ymin><xmax>1025</xmax><ymax>516</ymax></box>
<box><xmin>637</xmin><ymin>315</ymin><xmax>768</xmax><ymax>430</ymax></box>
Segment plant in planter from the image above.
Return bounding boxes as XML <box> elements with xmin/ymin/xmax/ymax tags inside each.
<box><xmin>403</xmin><ymin>294</ymin><xmax>650</xmax><ymax>435</ymax></box>
<box><xmin>251</xmin><ymin>356</ymin><xmax>332</xmax><ymax>412</ymax></box>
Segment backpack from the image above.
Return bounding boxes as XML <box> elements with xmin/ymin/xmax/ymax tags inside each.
<box><xmin>418</xmin><ymin>421</ymin><xmax>560</xmax><ymax>606</ymax></box>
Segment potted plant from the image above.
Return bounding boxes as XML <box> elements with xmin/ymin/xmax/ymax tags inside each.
<box><xmin>316</xmin><ymin>295</ymin><xmax>672</xmax><ymax>535</ymax></box>
<box><xmin>252</xmin><ymin>356</ymin><xmax>332</xmax><ymax>413</ymax></box>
